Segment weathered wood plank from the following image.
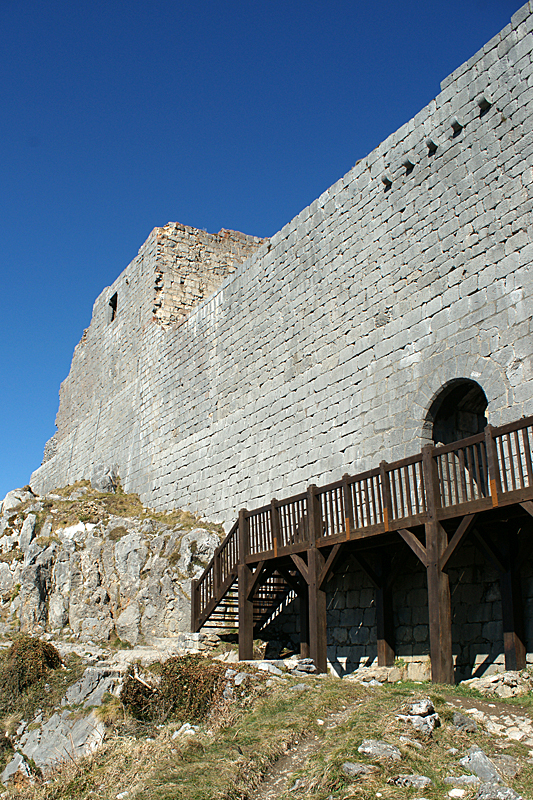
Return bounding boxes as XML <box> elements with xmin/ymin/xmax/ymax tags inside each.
<box><xmin>440</xmin><ymin>514</ymin><xmax>477</xmax><ymax>569</ymax></box>
<box><xmin>425</xmin><ymin>520</ymin><xmax>454</xmax><ymax>684</ymax></box>
<box><xmin>398</xmin><ymin>528</ymin><xmax>429</xmax><ymax>567</ymax></box>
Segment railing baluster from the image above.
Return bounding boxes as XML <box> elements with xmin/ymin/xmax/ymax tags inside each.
<box><xmin>342</xmin><ymin>474</ymin><xmax>354</xmax><ymax>535</ymax></box>
<box><xmin>498</xmin><ymin>434</ymin><xmax>509</xmax><ymax>493</ymax></box>
<box><xmin>514</xmin><ymin>429</ymin><xmax>525</xmax><ymax>489</ymax></box>
<box><xmin>457</xmin><ymin>447</ymin><xmax>468</xmax><ymax>503</ymax></box>
<box><xmin>523</xmin><ymin>426</ymin><xmax>533</xmax><ymax>487</ymax></box>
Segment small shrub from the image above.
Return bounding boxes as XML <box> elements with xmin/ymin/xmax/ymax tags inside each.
<box><xmin>159</xmin><ymin>655</ymin><xmax>227</xmax><ymax>720</ymax></box>
<box><xmin>0</xmin><ymin>636</ymin><xmax>61</xmax><ymax>698</ymax></box>
<box><xmin>120</xmin><ymin>656</ymin><xmax>226</xmax><ymax>722</ymax></box>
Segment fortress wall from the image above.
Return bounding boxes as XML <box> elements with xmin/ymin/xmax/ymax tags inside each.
<box><xmin>32</xmin><ymin>4</ymin><xmax>533</xmax><ymax>529</ymax></box>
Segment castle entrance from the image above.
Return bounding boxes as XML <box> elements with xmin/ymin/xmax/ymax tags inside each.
<box><xmin>428</xmin><ymin>379</ymin><xmax>488</xmax><ymax>446</ymax></box>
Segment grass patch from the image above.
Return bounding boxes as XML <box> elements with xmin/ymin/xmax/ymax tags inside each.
<box><xmin>42</xmin><ymin>482</ymin><xmax>223</xmax><ymax>539</ymax></box>
<box><xmin>5</xmin><ymin>676</ymin><xmax>533</xmax><ymax>800</ymax></box>
<box><xmin>107</xmin><ymin>526</ymin><xmax>129</xmax><ymax>541</ymax></box>
<box><xmin>0</xmin><ymin>549</ymin><xmax>23</xmax><ymax>564</ymax></box>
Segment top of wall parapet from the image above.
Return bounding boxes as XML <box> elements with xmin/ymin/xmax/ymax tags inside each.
<box><xmin>243</xmin><ymin>1</ymin><xmax>532</xmax><ymax>262</ymax></box>
<box><xmin>89</xmin><ymin>0</ymin><xmax>532</xmax><ymax>337</ymax></box>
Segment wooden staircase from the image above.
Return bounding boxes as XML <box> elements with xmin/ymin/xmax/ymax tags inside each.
<box><xmin>192</xmin><ymin>415</ymin><xmax>533</xmax><ymax>683</ymax></box>
<box><xmin>198</xmin><ymin>570</ymin><xmax>296</xmax><ymax>633</ymax></box>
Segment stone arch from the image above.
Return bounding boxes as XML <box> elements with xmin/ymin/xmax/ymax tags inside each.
<box><xmin>424</xmin><ymin>378</ymin><xmax>488</xmax><ymax>446</ymax></box>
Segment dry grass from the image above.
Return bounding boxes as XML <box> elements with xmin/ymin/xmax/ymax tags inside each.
<box><xmin>39</xmin><ymin>481</ymin><xmax>224</xmax><ymax>538</ymax></box>
<box><xmin>7</xmin><ymin>676</ymin><xmax>360</xmax><ymax>800</ymax></box>
<box><xmin>3</xmin><ymin>672</ymin><xmax>533</xmax><ymax>800</ymax></box>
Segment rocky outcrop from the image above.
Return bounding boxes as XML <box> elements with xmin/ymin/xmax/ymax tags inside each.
<box><xmin>0</xmin><ymin>485</ymin><xmax>221</xmax><ymax>644</ymax></box>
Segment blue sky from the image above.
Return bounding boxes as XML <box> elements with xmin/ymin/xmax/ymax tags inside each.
<box><xmin>0</xmin><ymin>0</ymin><xmax>520</xmax><ymax>500</ymax></box>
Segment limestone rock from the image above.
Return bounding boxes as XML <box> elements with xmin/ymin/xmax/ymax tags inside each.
<box><xmin>1</xmin><ymin>752</ymin><xmax>31</xmax><ymax>786</ymax></box>
<box><xmin>357</xmin><ymin>739</ymin><xmax>401</xmax><ymax>761</ymax></box>
<box><xmin>445</xmin><ymin>776</ymin><xmax>481</xmax><ymax>786</ymax></box>
<box><xmin>115</xmin><ymin>603</ymin><xmax>141</xmax><ymax>646</ymax></box>
<box><xmin>0</xmin><ymin>486</ymin><xmax>220</xmax><ymax>643</ymax></box>
<box><xmin>475</xmin><ymin>782</ymin><xmax>523</xmax><ymax>800</ymax></box>
<box><xmin>388</xmin><ymin>774</ymin><xmax>432</xmax><ymax>788</ymax></box>
<box><xmin>19</xmin><ymin>514</ymin><xmax>36</xmax><ymax>551</ymax></box>
<box><xmin>453</xmin><ymin>711</ymin><xmax>478</xmax><ymax>732</ymax></box>
<box><xmin>20</xmin><ymin>709</ymin><xmax>105</xmax><ymax>770</ymax></box>
<box><xmin>397</xmin><ymin>698</ymin><xmax>440</xmax><ymax>735</ymax></box>
<box><xmin>1</xmin><ymin>487</ymin><xmax>35</xmax><ymax>514</ymax></box>
<box><xmin>461</xmin><ymin>671</ymin><xmax>533</xmax><ymax>698</ymax></box>
<box><xmin>90</xmin><ymin>465</ymin><xmax>118</xmax><ymax>493</ymax></box>
<box><xmin>342</xmin><ymin>761</ymin><xmax>380</xmax><ymax>777</ymax></box>
<box><xmin>460</xmin><ymin>747</ymin><xmax>502</xmax><ymax>783</ymax></box>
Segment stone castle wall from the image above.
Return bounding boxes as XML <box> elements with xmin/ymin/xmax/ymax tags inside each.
<box><xmin>32</xmin><ymin>4</ymin><xmax>533</xmax><ymax>534</ymax></box>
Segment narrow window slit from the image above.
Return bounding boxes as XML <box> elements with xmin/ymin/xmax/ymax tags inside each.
<box><xmin>109</xmin><ymin>292</ymin><xmax>118</xmax><ymax>322</ymax></box>
<box><xmin>426</xmin><ymin>138</ymin><xmax>438</xmax><ymax>156</ymax></box>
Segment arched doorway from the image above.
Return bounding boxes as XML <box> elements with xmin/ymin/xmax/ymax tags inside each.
<box><xmin>427</xmin><ymin>379</ymin><xmax>488</xmax><ymax>446</ymax></box>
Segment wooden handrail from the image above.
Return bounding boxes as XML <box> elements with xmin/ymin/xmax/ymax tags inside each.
<box><xmin>193</xmin><ymin>414</ymin><xmax>533</xmax><ymax>628</ymax></box>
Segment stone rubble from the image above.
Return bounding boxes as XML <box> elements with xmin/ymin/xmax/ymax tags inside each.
<box><xmin>397</xmin><ymin>697</ymin><xmax>440</xmax><ymax>735</ymax></box>
<box><xmin>461</xmin><ymin>671</ymin><xmax>533</xmax><ymax>699</ymax></box>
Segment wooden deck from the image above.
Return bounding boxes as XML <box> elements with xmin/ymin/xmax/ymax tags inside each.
<box><xmin>192</xmin><ymin>415</ymin><xmax>533</xmax><ymax>682</ymax></box>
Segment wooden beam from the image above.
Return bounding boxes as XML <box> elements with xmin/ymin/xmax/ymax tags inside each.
<box><xmin>425</xmin><ymin>520</ymin><xmax>454</xmax><ymax>684</ymax></box>
<box><xmin>299</xmin><ymin>589</ymin><xmax>310</xmax><ymax>659</ymax></box>
<box><xmin>318</xmin><ymin>543</ymin><xmax>344</xmax><ymax>587</ymax></box>
<box><xmin>440</xmin><ymin>514</ymin><xmax>477</xmax><ymax>570</ymax></box>
<box><xmin>398</xmin><ymin>528</ymin><xmax>429</xmax><ymax>567</ymax></box>
<box><xmin>190</xmin><ymin>579</ymin><xmax>199</xmax><ymax>632</ymax></box>
<box><xmin>291</xmin><ymin>553</ymin><xmax>309</xmax><ymax>584</ymax></box>
<box><xmin>246</xmin><ymin>561</ymin><xmax>266</xmax><ymax>600</ymax></box>
<box><xmin>308</xmin><ymin>546</ymin><xmax>327</xmax><ymax>673</ymax></box>
<box><xmin>238</xmin><ymin>563</ymin><xmax>254</xmax><ymax>661</ymax></box>
<box><xmin>485</xmin><ymin>425</ymin><xmax>502</xmax><ymax>507</ymax></box>
<box><xmin>520</xmin><ymin>500</ymin><xmax>533</xmax><ymax>519</ymax></box>
<box><xmin>375</xmin><ymin>552</ymin><xmax>395</xmax><ymax>667</ymax></box>
<box><xmin>276</xmin><ymin>566</ymin><xmax>305</xmax><ymax>596</ymax></box>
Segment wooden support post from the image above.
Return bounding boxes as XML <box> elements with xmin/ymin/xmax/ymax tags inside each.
<box><xmin>422</xmin><ymin>445</ymin><xmax>454</xmax><ymax>685</ymax></box>
<box><xmin>271</xmin><ymin>498</ymin><xmax>280</xmax><ymax>556</ymax></box>
<box><xmin>307</xmin><ymin>485</ymin><xmax>327</xmax><ymax>673</ymax></box>
<box><xmin>299</xmin><ymin>590</ymin><xmax>310</xmax><ymax>658</ymax></box>
<box><xmin>213</xmin><ymin>547</ymin><xmax>221</xmax><ymax>596</ymax></box>
<box><xmin>380</xmin><ymin>461</ymin><xmax>393</xmax><ymax>532</ymax></box>
<box><xmin>342</xmin><ymin>474</ymin><xmax>354</xmax><ymax>537</ymax></box>
<box><xmin>308</xmin><ymin>546</ymin><xmax>327</xmax><ymax>672</ymax></box>
<box><xmin>500</xmin><ymin>568</ymin><xmax>527</xmax><ymax>671</ymax></box>
<box><xmin>375</xmin><ymin>553</ymin><xmax>395</xmax><ymax>666</ymax></box>
<box><xmin>426</xmin><ymin>522</ymin><xmax>454</xmax><ymax>685</ymax></box>
<box><xmin>190</xmin><ymin>578</ymin><xmax>199</xmax><ymax>632</ymax></box>
<box><xmin>500</xmin><ymin>533</ymin><xmax>526</xmax><ymax>671</ymax></box>
<box><xmin>238</xmin><ymin>509</ymin><xmax>254</xmax><ymax>661</ymax></box>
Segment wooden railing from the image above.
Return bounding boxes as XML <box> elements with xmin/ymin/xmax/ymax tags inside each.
<box><xmin>193</xmin><ymin>415</ymin><xmax>533</xmax><ymax>628</ymax></box>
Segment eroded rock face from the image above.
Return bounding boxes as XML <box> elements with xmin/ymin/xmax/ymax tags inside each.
<box><xmin>0</xmin><ymin>487</ymin><xmax>220</xmax><ymax>645</ymax></box>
